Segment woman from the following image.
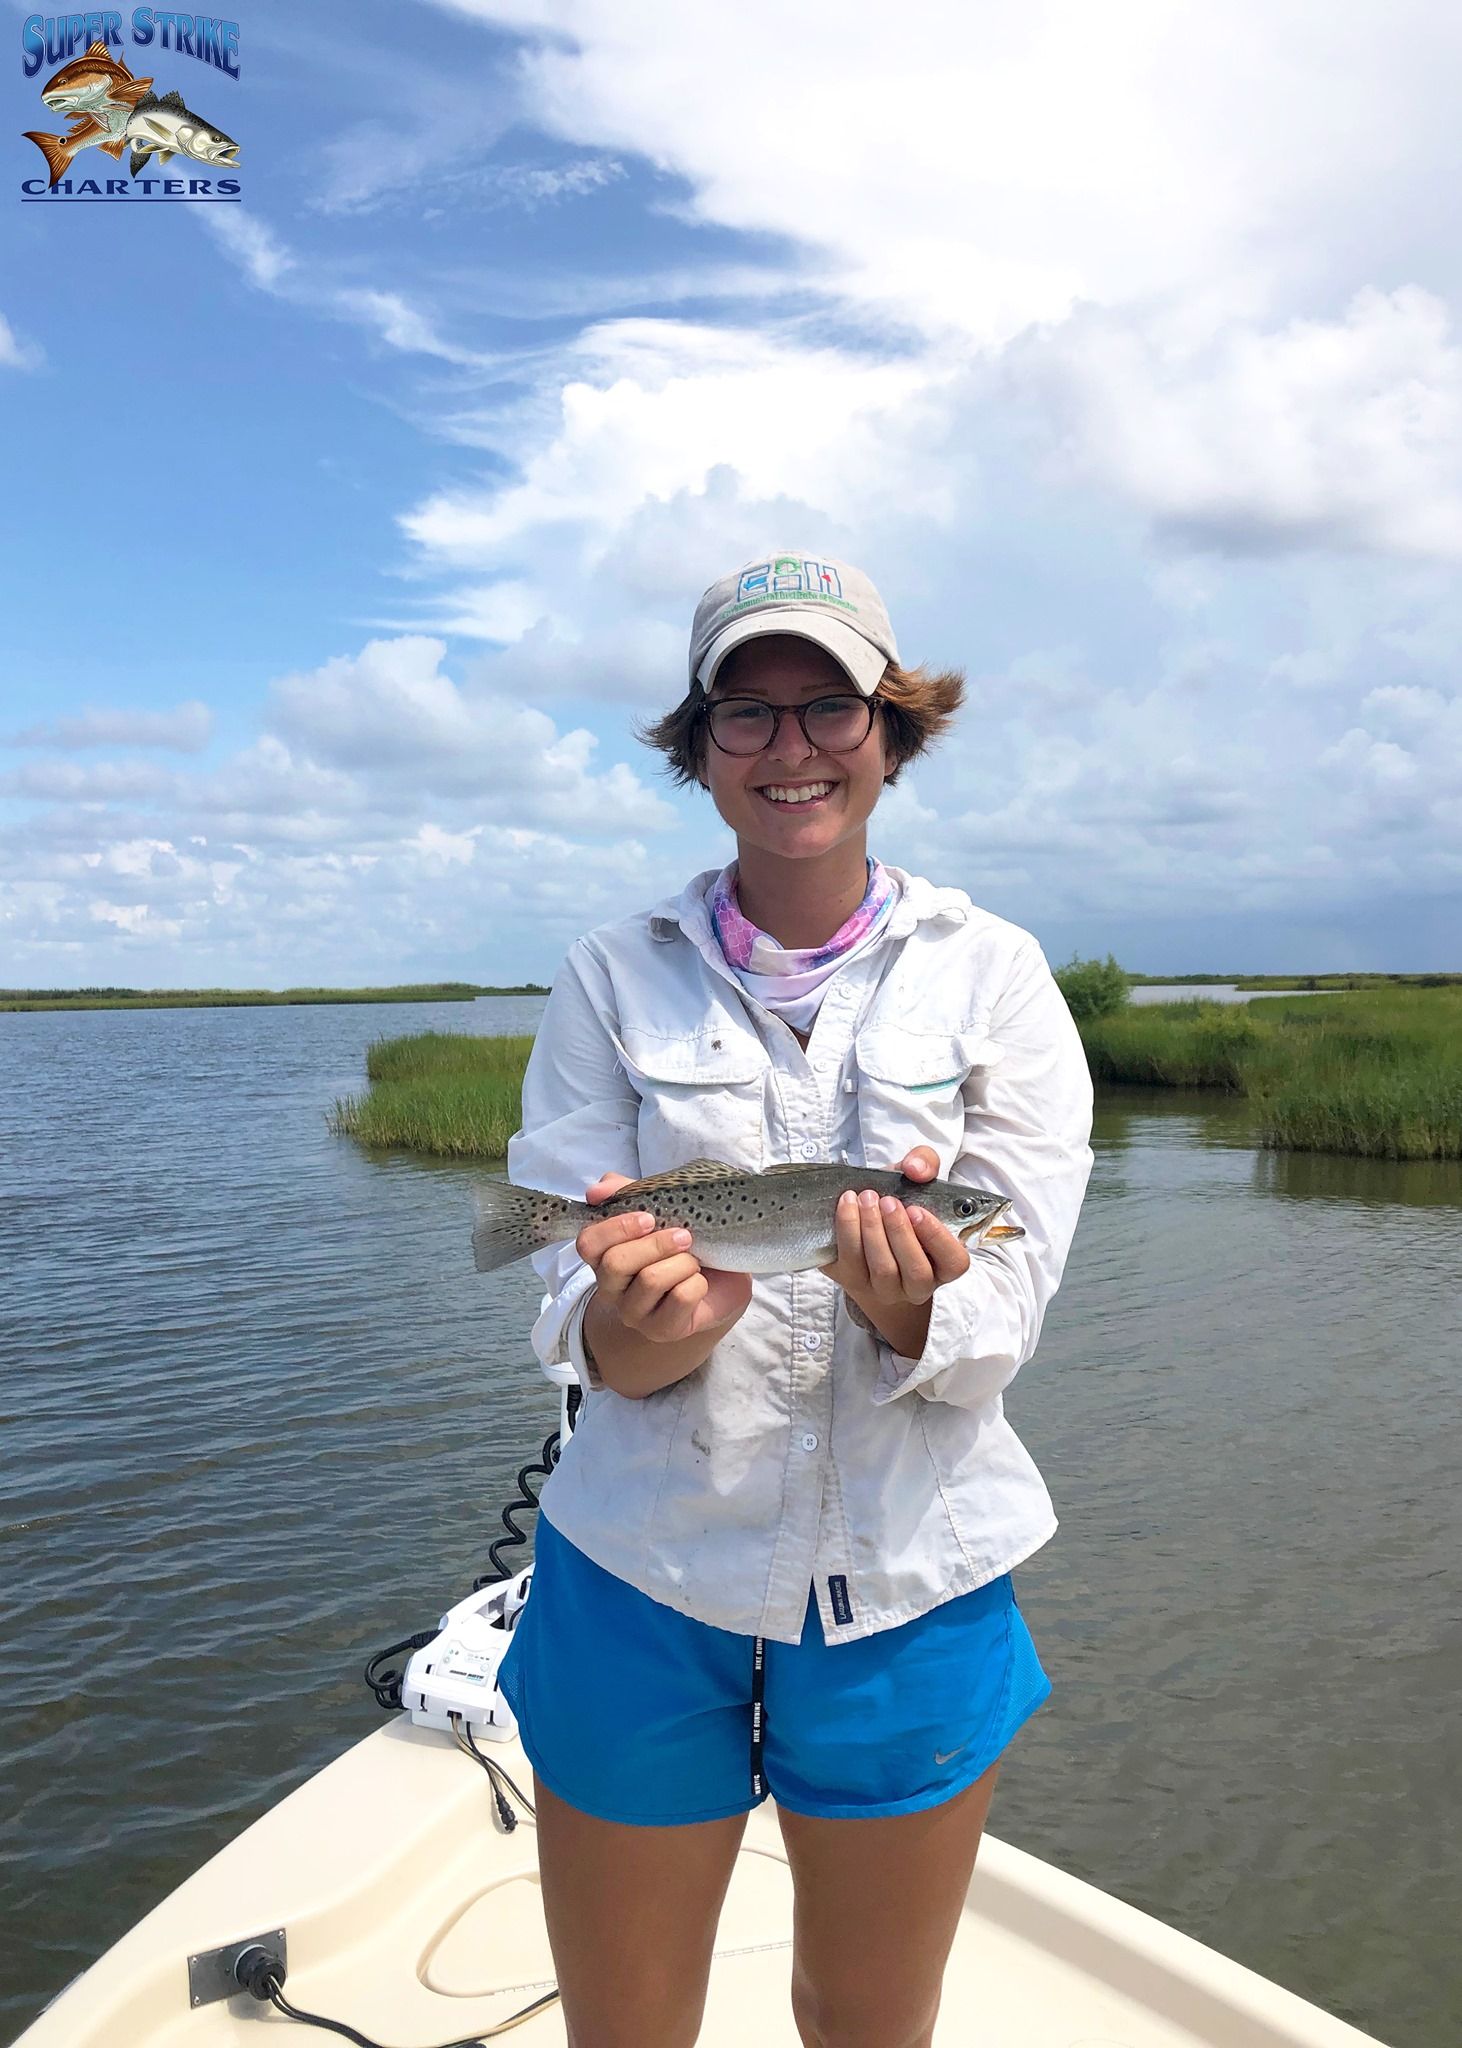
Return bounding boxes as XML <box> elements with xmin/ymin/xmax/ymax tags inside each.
<box><xmin>499</xmin><ymin>551</ymin><xmax>1094</xmax><ymax>2048</ymax></box>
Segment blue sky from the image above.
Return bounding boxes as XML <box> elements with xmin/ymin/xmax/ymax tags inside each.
<box><xmin>3</xmin><ymin>0</ymin><xmax>1461</xmax><ymax>986</ymax></box>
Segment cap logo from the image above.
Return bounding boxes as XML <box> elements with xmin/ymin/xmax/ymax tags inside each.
<box><xmin>726</xmin><ymin>555</ymin><xmax>852</xmax><ymax>621</ymax></box>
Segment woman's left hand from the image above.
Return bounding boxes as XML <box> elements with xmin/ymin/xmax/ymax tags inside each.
<box><xmin>820</xmin><ymin>1146</ymin><xmax>971</xmax><ymax>1355</ymax></box>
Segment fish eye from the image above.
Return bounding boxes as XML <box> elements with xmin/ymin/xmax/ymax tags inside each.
<box><xmin>956</xmin><ymin>1197</ymin><xmax>977</xmax><ymax>1216</ymax></box>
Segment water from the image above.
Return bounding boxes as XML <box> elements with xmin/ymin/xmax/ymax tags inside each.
<box><xmin>2</xmin><ymin>1011</ymin><xmax>1458</xmax><ymax>2045</ymax></box>
<box><xmin>1128</xmin><ymin>983</ymin><xmax>1330</xmax><ymax>1004</ymax></box>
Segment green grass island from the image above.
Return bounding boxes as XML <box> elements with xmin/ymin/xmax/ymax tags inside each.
<box><xmin>329</xmin><ymin>966</ymin><xmax>1462</xmax><ymax>1166</ymax></box>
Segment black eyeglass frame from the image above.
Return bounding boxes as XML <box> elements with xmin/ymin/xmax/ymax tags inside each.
<box><xmin>700</xmin><ymin>691</ymin><xmax>884</xmax><ymax>757</ymax></box>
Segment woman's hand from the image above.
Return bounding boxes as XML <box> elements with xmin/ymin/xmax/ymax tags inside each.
<box><xmin>820</xmin><ymin>1146</ymin><xmax>971</xmax><ymax>1359</ymax></box>
<box><xmin>573</xmin><ymin>1187</ymin><xmax>745</xmax><ymax>1392</ymax></box>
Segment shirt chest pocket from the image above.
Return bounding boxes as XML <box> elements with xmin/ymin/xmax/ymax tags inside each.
<box><xmin>612</xmin><ymin>1025</ymin><xmax>770</xmax><ymax>1177</ymax></box>
<box><xmin>853</xmin><ymin>1025</ymin><xmax>1003</xmax><ymax>1174</ymax></box>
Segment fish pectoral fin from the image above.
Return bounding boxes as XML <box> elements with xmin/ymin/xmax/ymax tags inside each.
<box><xmin>140</xmin><ymin>118</ymin><xmax>171</xmax><ymax>140</ymax></box>
<box><xmin>613</xmin><ymin>1159</ymin><xmax>742</xmax><ymax>1199</ymax></box>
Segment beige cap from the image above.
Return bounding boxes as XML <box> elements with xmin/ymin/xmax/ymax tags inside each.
<box><xmin>689</xmin><ymin>551</ymin><xmax>899</xmax><ymax>696</ymax></box>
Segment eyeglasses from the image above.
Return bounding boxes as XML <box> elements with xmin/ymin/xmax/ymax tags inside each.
<box><xmin>703</xmin><ymin>692</ymin><xmax>882</xmax><ymax>757</ymax></box>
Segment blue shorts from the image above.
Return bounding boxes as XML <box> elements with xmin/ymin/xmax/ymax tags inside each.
<box><xmin>496</xmin><ymin>1512</ymin><xmax>1051</xmax><ymax>1825</ymax></box>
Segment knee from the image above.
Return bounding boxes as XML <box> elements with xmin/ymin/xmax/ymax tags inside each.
<box><xmin>791</xmin><ymin>1971</ymin><xmax>938</xmax><ymax>2048</ymax></box>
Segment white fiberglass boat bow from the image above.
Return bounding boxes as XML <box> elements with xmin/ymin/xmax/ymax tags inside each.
<box><xmin>15</xmin><ymin>1394</ymin><xmax>1389</xmax><ymax>2048</ymax></box>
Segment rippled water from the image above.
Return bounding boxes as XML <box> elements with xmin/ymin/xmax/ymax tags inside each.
<box><xmin>1127</xmin><ymin>983</ymin><xmax>1329</xmax><ymax>1003</ymax></box>
<box><xmin>2</xmin><ymin>1006</ymin><xmax>1458</xmax><ymax>2045</ymax></box>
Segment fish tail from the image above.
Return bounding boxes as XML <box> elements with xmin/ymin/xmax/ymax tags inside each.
<box><xmin>23</xmin><ymin>131</ymin><xmax>76</xmax><ymax>187</ymax></box>
<box><xmin>471</xmin><ymin>1181</ymin><xmax>588</xmax><ymax>1275</ymax></box>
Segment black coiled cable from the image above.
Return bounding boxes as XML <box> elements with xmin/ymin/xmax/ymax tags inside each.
<box><xmin>363</xmin><ymin>1387</ymin><xmax>582</xmax><ymax>1709</ymax></box>
<box><xmin>472</xmin><ymin>1424</ymin><xmax>563</xmax><ymax>1590</ymax></box>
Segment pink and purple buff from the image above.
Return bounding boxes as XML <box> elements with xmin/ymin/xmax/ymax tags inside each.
<box><xmin>709</xmin><ymin>858</ymin><xmax>896</xmax><ymax>976</ymax></box>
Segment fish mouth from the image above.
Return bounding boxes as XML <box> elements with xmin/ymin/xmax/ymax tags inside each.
<box><xmin>957</xmin><ymin>1201</ymin><xmax>1023</xmax><ymax>1245</ymax></box>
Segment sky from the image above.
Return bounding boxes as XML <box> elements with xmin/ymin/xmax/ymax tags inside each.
<box><xmin>3</xmin><ymin>0</ymin><xmax>1462</xmax><ymax>987</ymax></box>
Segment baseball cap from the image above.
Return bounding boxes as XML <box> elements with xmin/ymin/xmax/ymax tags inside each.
<box><xmin>689</xmin><ymin>551</ymin><xmax>899</xmax><ymax>698</ymax></box>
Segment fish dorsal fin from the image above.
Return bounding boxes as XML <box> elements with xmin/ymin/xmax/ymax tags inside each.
<box><xmin>155</xmin><ymin>88</ymin><xmax>187</xmax><ymax>111</ymax></box>
<box><xmin>614</xmin><ymin>1159</ymin><xmax>741</xmax><ymax>1199</ymax></box>
<box><xmin>85</xmin><ymin>39</ymin><xmax>113</xmax><ymax>59</ymax></box>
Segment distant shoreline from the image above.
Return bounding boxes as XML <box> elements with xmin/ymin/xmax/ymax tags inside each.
<box><xmin>1126</xmin><ymin>971</ymin><xmax>1461</xmax><ymax>989</ymax></box>
<box><xmin>0</xmin><ymin>984</ymin><xmax>549</xmax><ymax>1014</ymax></box>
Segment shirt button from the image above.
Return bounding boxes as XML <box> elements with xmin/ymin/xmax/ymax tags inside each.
<box><xmin>800</xmin><ymin>1141</ymin><xmax>817</xmax><ymax>1158</ymax></box>
<box><xmin>799</xmin><ymin>1432</ymin><xmax>819</xmax><ymax>1452</ymax></box>
<box><xmin>802</xmin><ymin>1331</ymin><xmax>821</xmax><ymax>1351</ymax></box>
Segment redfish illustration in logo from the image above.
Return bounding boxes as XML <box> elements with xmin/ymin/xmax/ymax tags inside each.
<box><xmin>23</xmin><ymin>40</ymin><xmax>240</xmax><ymax>190</ymax></box>
<box><xmin>22</xmin><ymin>38</ymin><xmax>153</xmax><ymax>185</ymax></box>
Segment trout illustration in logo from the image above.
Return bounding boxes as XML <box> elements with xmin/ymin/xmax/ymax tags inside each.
<box><xmin>22</xmin><ymin>39</ymin><xmax>154</xmax><ymax>186</ymax></box>
<box><xmin>23</xmin><ymin>43</ymin><xmax>239</xmax><ymax>190</ymax></box>
<box><xmin>122</xmin><ymin>88</ymin><xmax>240</xmax><ymax>177</ymax></box>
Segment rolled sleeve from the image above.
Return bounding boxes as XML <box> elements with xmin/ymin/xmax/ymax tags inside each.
<box><xmin>507</xmin><ymin>942</ymin><xmax>640</xmax><ymax>1393</ymax></box>
<box><xmin>869</xmin><ymin>939</ymin><xmax>1093</xmax><ymax>1412</ymax></box>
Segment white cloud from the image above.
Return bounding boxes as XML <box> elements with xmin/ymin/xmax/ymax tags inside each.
<box><xmin>7</xmin><ymin>702</ymin><xmax>214</xmax><ymax>752</ymax></box>
<box><xmin>0</xmin><ymin>310</ymin><xmax>42</xmax><ymax>371</ymax></box>
<box><xmin>396</xmin><ymin>0</ymin><xmax>1462</xmax><ymax>581</ymax></box>
<box><xmin>436</xmin><ymin>0</ymin><xmax>1462</xmax><ymax>337</ymax></box>
<box><xmin>1009</xmin><ymin>288</ymin><xmax>1462</xmax><ymax>561</ymax></box>
<box><xmin>0</xmin><ymin>634</ymin><xmax>689</xmax><ymax>982</ymax></box>
<box><xmin>197</xmin><ymin>209</ymin><xmax>295</xmax><ymax>290</ymax></box>
<box><xmin>265</xmin><ymin>633</ymin><xmax>676</xmax><ymax>828</ymax></box>
<box><xmin>197</xmin><ymin>208</ymin><xmax>497</xmax><ymax>368</ymax></box>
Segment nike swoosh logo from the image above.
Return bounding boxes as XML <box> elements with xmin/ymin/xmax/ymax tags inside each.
<box><xmin>933</xmin><ymin>1743</ymin><xmax>967</xmax><ymax>1765</ymax></box>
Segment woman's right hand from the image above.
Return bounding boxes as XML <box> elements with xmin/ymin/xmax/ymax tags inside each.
<box><xmin>576</xmin><ymin>1172</ymin><xmax>752</xmax><ymax>1346</ymax></box>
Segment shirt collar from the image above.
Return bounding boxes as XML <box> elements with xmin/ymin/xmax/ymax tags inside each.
<box><xmin>647</xmin><ymin>864</ymin><xmax>969</xmax><ymax>946</ymax></box>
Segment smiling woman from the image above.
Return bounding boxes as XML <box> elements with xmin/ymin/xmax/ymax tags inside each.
<box><xmin>493</xmin><ymin>547</ymin><xmax>1096</xmax><ymax>2048</ymax></box>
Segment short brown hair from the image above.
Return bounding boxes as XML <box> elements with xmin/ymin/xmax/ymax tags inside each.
<box><xmin>639</xmin><ymin>658</ymin><xmax>966</xmax><ymax>788</ymax></box>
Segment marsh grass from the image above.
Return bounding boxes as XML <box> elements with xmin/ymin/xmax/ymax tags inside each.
<box><xmin>1083</xmin><ymin>990</ymin><xmax>1462</xmax><ymax>1159</ymax></box>
<box><xmin>329</xmin><ymin>1032</ymin><xmax>535</xmax><ymax>1158</ymax></box>
<box><xmin>334</xmin><ymin>991</ymin><xmax>1462</xmax><ymax>1164</ymax></box>
<box><xmin>0</xmin><ymin>983</ymin><xmax>542</xmax><ymax>1013</ymax></box>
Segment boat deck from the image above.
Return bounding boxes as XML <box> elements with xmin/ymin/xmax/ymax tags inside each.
<box><xmin>16</xmin><ymin>1718</ymin><xmax>1386</xmax><ymax>2047</ymax></box>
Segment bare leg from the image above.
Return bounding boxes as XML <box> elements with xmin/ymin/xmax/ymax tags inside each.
<box><xmin>532</xmin><ymin>1773</ymin><xmax>750</xmax><ymax>2048</ymax></box>
<box><xmin>777</xmin><ymin>1761</ymin><xmax>1000</xmax><ymax>2048</ymax></box>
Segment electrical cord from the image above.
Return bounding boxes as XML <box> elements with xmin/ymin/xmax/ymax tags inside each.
<box><xmin>472</xmin><ymin>1426</ymin><xmax>563</xmax><ymax>1589</ymax></box>
<box><xmin>364</xmin><ymin>1386</ymin><xmax>583</xmax><ymax>1713</ymax></box>
<box><xmin>233</xmin><ymin>1946</ymin><xmax>559</xmax><ymax>2043</ymax></box>
<box><xmin>363</xmin><ymin>1630</ymin><xmax>440</xmax><ymax>1713</ymax></box>
<box><xmin>448</xmin><ymin>1712</ymin><xmax>535</xmax><ymax>1831</ymax></box>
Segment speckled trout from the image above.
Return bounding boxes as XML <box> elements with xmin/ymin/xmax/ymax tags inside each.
<box><xmin>472</xmin><ymin>1158</ymin><xmax>1022</xmax><ymax>1277</ymax></box>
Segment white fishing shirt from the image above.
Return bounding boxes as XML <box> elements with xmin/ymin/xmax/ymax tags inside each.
<box><xmin>507</xmin><ymin>865</ymin><xmax>1094</xmax><ymax>1646</ymax></box>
